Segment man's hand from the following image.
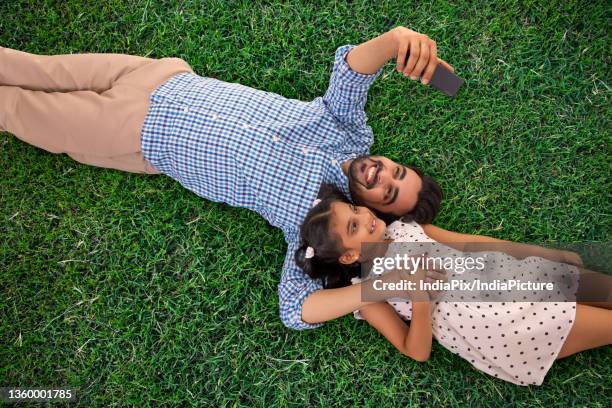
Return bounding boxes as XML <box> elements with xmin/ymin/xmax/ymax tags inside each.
<box><xmin>391</xmin><ymin>26</ymin><xmax>454</xmax><ymax>85</ymax></box>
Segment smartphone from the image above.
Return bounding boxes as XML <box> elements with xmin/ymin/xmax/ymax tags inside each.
<box><xmin>429</xmin><ymin>64</ymin><xmax>464</xmax><ymax>97</ymax></box>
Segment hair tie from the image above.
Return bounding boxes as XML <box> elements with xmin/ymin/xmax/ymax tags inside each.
<box><xmin>312</xmin><ymin>198</ymin><xmax>322</xmax><ymax>207</ymax></box>
<box><xmin>305</xmin><ymin>246</ymin><xmax>315</xmax><ymax>259</ymax></box>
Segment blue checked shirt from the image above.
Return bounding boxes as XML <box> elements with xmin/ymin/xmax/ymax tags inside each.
<box><xmin>141</xmin><ymin>44</ymin><xmax>383</xmax><ymax>329</ymax></box>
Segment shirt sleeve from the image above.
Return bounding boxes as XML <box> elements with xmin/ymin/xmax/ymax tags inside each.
<box><xmin>278</xmin><ymin>239</ymin><xmax>324</xmax><ymax>330</ymax></box>
<box><xmin>322</xmin><ymin>44</ymin><xmax>383</xmax><ymax>131</ymax></box>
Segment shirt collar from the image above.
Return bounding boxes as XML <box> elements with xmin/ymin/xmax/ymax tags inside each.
<box><xmin>322</xmin><ymin>152</ymin><xmax>358</xmax><ymax>203</ymax></box>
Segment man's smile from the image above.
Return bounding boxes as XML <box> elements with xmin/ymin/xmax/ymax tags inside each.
<box><xmin>362</xmin><ymin>161</ymin><xmax>381</xmax><ymax>188</ymax></box>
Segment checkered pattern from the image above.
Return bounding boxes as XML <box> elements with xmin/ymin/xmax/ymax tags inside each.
<box><xmin>141</xmin><ymin>44</ymin><xmax>382</xmax><ymax>329</ymax></box>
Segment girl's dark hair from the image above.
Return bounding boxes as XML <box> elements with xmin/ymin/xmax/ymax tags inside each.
<box><xmin>371</xmin><ymin>166</ymin><xmax>443</xmax><ymax>226</ymax></box>
<box><xmin>295</xmin><ymin>183</ymin><xmax>361</xmax><ymax>289</ymax></box>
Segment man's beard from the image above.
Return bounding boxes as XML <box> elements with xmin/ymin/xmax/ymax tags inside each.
<box><xmin>348</xmin><ymin>155</ymin><xmax>382</xmax><ymax>189</ymax></box>
<box><xmin>347</xmin><ymin>155</ymin><xmax>381</xmax><ymax>204</ymax></box>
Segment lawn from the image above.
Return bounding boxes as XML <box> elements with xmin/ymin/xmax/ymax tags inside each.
<box><xmin>1</xmin><ymin>0</ymin><xmax>610</xmax><ymax>406</ymax></box>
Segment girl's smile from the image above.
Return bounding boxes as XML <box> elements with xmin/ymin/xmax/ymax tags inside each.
<box><xmin>329</xmin><ymin>201</ymin><xmax>387</xmax><ymax>264</ymax></box>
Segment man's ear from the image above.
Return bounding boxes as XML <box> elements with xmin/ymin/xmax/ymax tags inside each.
<box><xmin>338</xmin><ymin>250</ymin><xmax>359</xmax><ymax>265</ymax></box>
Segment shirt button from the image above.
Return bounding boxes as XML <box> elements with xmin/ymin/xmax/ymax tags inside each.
<box><xmin>331</xmin><ymin>159</ymin><xmax>338</xmax><ymax>165</ymax></box>
<box><xmin>302</xmin><ymin>148</ymin><xmax>309</xmax><ymax>155</ymax></box>
<box><xmin>272</xmin><ymin>136</ymin><xmax>280</xmax><ymax>142</ymax></box>
<box><xmin>183</xmin><ymin>106</ymin><xmax>189</xmax><ymax>113</ymax></box>
<box><xmin>242</xmin><ymin>124</ymin><xmax>250</xmax><ymax>129</ymax></box>
<box><xmin>211</xmin><ymin>114</ymin><xmax>218</xmax><ymax>120</ymax></box>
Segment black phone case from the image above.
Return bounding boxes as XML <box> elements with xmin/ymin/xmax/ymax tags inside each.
<box><xmin>429</xmin><ymin>64</ymin><xmax>464</xmax><ymax>97</ymax></box>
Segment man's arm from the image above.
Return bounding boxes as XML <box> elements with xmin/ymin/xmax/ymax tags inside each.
<box><xmin>278</xmin><ymin>242</ymin><xmax>325</xmax><ymax>330</ymax></box>
<box><xmin>346</xmin><ymin>26</ymin><xmax>454</xmax><ymax>84</ymax></box>
<box><xmin>320</xmin><ymin>26</ymin><xmax>455</xmax><ymax>144</ymax></box>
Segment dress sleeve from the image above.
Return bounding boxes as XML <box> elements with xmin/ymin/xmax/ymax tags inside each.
<box><xmin>278</xmin><ymin>239</ymin><xmax>325</xmax><ymax>330</ymax></box>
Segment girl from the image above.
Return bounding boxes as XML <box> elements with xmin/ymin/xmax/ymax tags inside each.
<box><xmin>295</xmin><ymin>185</ymin><xmax>612</xmax><ymax>386</ymax></box>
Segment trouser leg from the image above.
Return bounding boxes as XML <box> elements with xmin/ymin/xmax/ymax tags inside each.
<box><xmin>0</xmin><ymin>46</ymin><xmax>153</xmax><ymax>92</ymax></box>
<box><xmin>1</xmin><ymin>54</ymin><xmax>193</xmax><ymax>174</ymax></box>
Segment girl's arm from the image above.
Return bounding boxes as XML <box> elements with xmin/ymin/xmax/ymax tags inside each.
<box><xmin>359</xmin><ymin>301</ymin><xmax>433</xmax><ymax>362</ymax></box>
<box><xmin>302</xmin><ymin>267</ymin><xmax>432</xmax><ymax>324</ymax></box>
<box><xmin>301</xmin><ymin>283</ymin><xmax>376</xmax><ymax>324</ymax></box>
<box><xmin>421</xmin><ymin>224</ymin><xmax>582</xmax><ymax>265</ymax></box>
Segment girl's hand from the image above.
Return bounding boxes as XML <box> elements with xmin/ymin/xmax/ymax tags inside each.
<box><xmin>562</xmin><ymin>250</ymin><xmax>584</xmax><ymax>267</ymax></box>
<box><xmin>408</xmin><ymin>267</ymin><xmax>431</xmax><ymax>302</ymax></box>
<box><xmin>392</xmin><ymin>26</ymin><xmax>454</xmax><ymax>85</ymax></box>
<box><xmin>425</xmin><ymin>268</ymin><xmax>448</xmax><ymax>300</ymax></box>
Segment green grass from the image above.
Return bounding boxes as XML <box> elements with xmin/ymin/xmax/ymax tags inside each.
<box><xmin>1</xmin><ymin>0</ymin><xmax>610</xmax><ymax>406</ymax></box>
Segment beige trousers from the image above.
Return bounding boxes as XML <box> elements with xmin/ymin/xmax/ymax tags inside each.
<box><xmin>0</xmin><ymin>46</ymin><xmax>194</xmax><ymax>173</ymax></box>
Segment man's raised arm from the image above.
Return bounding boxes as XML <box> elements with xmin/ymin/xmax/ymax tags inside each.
<box><xmin>346</xmin><ymin>26</ymin><xmax>454</xmax><ymax>84</ymax></box>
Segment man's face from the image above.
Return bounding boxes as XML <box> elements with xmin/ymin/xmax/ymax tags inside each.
<box><xmin>347</xmin><ymin>155</ymin><xmax>423</xmax><ymax>216</ymax></box>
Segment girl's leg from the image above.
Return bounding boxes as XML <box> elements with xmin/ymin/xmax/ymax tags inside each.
<box><xmin>556</xmin><ymin>304</ymin><xmax>612</xmax><ymax>359</ymax></box>
<box><xmin>0</xmin><ymin>46</ymin><xmax>153</xmax><ymax>92</ymax></box>
<box><xmin>576</xmin><ymin>267</ymin><xmax>612</xmax><ymax>304</ymax></box>
<box><xmin>578</xmin><ymin>301</ymin><xmax>612</xmax><ymax>310</ymax></box>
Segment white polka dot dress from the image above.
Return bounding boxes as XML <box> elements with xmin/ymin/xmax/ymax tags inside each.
<box><xmin>351</xmin><ymin>220</ymin><xmax>579</xmax><ymax>386</ymax></box>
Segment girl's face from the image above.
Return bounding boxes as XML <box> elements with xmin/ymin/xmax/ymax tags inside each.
<box><xmin>329</xmin><ymin>201</ymin><xmax>387</xmax><ymax>265</ymax></box>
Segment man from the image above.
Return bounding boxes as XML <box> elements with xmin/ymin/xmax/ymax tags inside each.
<box><xmin>0</xmin><ymin>26</ymin><xmax>453</xmax><ymax>329</ymax></box>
